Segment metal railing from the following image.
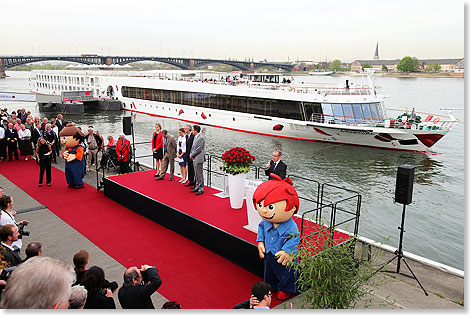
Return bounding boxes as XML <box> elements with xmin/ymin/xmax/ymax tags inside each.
<box><xmin>299</xmin><ymin>182</ymin><xmax>361</xmax><ymax>248</ymax></box>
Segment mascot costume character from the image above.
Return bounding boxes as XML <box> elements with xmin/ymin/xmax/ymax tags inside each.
<box><xmin>59</xmin><ymin>124</ymin><xmax>85</xmax><ymax>189</ymax></box>
<box><xmin>253</xmin><ymin>173</ymin><xmax>299</xmax><ymax>301</ymax></box>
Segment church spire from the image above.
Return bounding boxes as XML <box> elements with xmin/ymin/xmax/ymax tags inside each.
<box><xmin>374</xmin><ymin>42</ymin><xmax>379</xmax><ymax>60</ymax></box>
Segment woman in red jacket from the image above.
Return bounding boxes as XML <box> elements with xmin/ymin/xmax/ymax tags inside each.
<box><xmin>116</xmin><ymin>134</ymin><xmax>131</xmax><ymax>174</ymax></box>
<box><xmin>152</xmin><ymin>123</ymin><xmax>163</xmax><ymax>177</ymax></box>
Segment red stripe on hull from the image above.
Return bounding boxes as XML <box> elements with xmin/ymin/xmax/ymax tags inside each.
<box><xmin>124</xmin><ymin>108</ymin><xmax>430</xmax><ymax>153</ymax></box>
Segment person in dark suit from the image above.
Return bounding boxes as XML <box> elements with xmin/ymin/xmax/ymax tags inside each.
<box><xmin>31</xmin><ymin>123</ymin><xmax>43</xmax><ymax>164</ymax></box>
<box><xmin>118</xmin><ymin>265</ymin><xmax>162</xmax><ymax>309</ymax></box>
<box><xmin>189</xmin><ymin>125</ymin><xmax>205</xmax><ymax>195</ymax></box>
<box><xmin>0</xmin><ymin>224</ymin><xmax>22</xmax><ymax>267</ymax></box>
<box><xmin>56</xmin><ymin>114</ymin><xmax>66</xmax><ymax>133</ymax></box>
<box><xmin>265</xmin><ymin>150</ymin><xmax>287</xmax><ymax>179</ymax></box>
<box><xmin>5</xmin><ymin>123</ymin><xmax>19</xmax><ymax>161</ymax></box>
<box><xmin>184</xmin><ymin>125</ymin><xmax>195</xmax><ymax>187</ymax></box>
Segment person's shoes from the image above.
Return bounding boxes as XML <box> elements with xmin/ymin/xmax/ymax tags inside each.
<box><xmin>154</xmin><ymin>173</ymin><xmax>159</xmax><ymax>177</ymax></box>
<box><xmin>38</xmin><ymin>183</ymin><xmax>42</xmax><ymax>187</ymax></box>
<box><xmin>47</xmin><ymin>183</ymin><xmax>51</xmax><ymax>186</ymax></box>
<box><xmin>275</xmin><ymin>291</ymin><xmax>293</xmax><ymax>301</ymax></box>
<box><xmin>169</xmin><ymin>176</ymin><xmax>174</xmax><ymax>181</ymax></box>
<box><xmin>8</xmin><ymin>159</ymin><xmax>12</xmax><ymax>162</ymax></box>
<box><xmin>156</xmin><ymin>177</ymin><xmax>164</xmax><ymax>180</ymax></box>
<box><xmin>191</xmin><ymin>186</ymin><xmax>196</xmax><ymax>189</ymax></box>
<box><xmin>190</xmin><ymin>189</ymin><xmax>198</xmax><ymax>193</ymax></box>
<box><xmin>25</xmin><ymin>157</ymin><xmax>28</xmax><ymax>161</ymax></box>
<box><xmin>184</xmin><ymin>182</ymin><xmax>193</xmax><ymax>187</ymax></box>
<box><xmin>195</xmin><ymin>191</ymin><xmax>204</xmax><ymax>195</ymax></box>
<box><xmin>68</xmin><ymin>184</ymin><xmax>75</xmax><ymax>188</ymax></box>
<box><xmin>178</xmin><ymin>179</ymin><xmax>184</xmax><ymax>183</ymax></box>
<box><xmin>74</xmin><ymin>184</ymin><xmax>84</xmax><ymax>189</ymax></box>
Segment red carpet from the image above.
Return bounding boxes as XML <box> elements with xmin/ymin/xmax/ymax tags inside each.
<box><xmin>0</xmin><ymin>160</ymin><xmax>270</xmax><ymax>309</ymax></box>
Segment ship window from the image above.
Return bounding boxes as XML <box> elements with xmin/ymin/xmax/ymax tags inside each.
<box><xmin>321</xmin><ymin>104</ymin><xmax>334</xmax><ymax>123</ymax></box>
<box><xmin>370</xmin><ymin>103</ymin><xmax>379</xmax><ymax>119</ymax></box>
<box><xmin>332</xmin><ymin>104</ymin><xmax>345</xmax><ymax>124</ymax></box>
<box><xmin>361</xmin><ymin>104</ymin><xmax>372</xmax><ymax>120</ymax></box>
<box><xmin>352</xmin><ymin>103</ymin><xmax>363</xmax><ymax>120</ymax></box>
<box><xmin>342</xmin><ymin>104</ymin><xmax>354</xmax><ymax>124</ymax></box>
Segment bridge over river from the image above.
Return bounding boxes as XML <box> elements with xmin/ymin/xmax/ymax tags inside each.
<box><xmin>0</xmin><ymin>55</ymin><xmax>297</xmax><ymax>77</ymax></box>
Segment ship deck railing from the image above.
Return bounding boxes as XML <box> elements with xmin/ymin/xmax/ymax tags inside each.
<box><xmin>309</xmin><ymin>111</ymin><xmax>459</xmax><ymax>131</ymax></box>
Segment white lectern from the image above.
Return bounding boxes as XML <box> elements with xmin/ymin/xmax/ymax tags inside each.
<box><xmin>244</xmin><ymin>180</ymin><xmax>263</xmax><ymax>233</ymax></box>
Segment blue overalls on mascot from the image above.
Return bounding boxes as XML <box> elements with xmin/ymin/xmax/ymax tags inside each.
<box><xmin>59</xmin><ymin>124</ymin><xmax>85</xmax><ymax>189</ymax></box>
<box><xmin>253</xmin><ymin>173</ymin><xmax>299</xmax><ymax>301</ymax></box>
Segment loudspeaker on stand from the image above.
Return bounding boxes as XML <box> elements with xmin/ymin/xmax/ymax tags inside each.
<box><xmin>395</xmin><ymin>165</ymin><xmax>414</xmax><ymax>205</ymax></box>
<box><xmin>123</xmin><ymin>117</ymin><xmax>132</xmax><ymax>135</ymax></box>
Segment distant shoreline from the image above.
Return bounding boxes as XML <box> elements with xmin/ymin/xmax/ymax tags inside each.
<box><xmin>287</xmin><ymin>71</ymin><xmax>464</xmax><ymax>78</ymax></box>
<box><xmin>6</xmin><ymin>69</ymin><xmax>464</xmax><ymax>79</ymax></box>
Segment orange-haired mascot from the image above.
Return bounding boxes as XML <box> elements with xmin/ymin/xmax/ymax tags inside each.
<box><xmin>253</xmin><ymin>174</ymin><xmax>299</xmax><ymax>300</ymax></box>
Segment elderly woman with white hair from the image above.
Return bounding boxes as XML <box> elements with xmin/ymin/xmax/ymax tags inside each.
<box><xmin>69</xmin><ymin>285</ymin><xmax>88</xmax><ymax>309</ymax></box>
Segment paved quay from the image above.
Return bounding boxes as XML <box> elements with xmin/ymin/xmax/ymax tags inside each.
<box><xmin>0</xmin><ymin>159</ymin><xmax>464</xmax><ymax>310</ymax></box>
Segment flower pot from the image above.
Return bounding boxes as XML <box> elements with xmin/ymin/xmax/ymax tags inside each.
<box><xmin>228</xmin><ymin>173</ymin><xmax>246</xmax><ymax>209</ymax></box>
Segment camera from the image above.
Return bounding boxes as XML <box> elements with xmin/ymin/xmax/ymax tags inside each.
<box><xmin>17</xmin><ymin>222</ymin><xmax>30</xmax><ymax>239</ymax></box>
<box><xmin>0</xmin><ymin>266</ymin><xmax>16</xmax><ymax>282</ymax></box>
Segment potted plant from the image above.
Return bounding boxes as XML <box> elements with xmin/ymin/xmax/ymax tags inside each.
<box><xmin>221</xmin><ymin>147</ymin><xmax>256</xmax><ymax>209</ymax></box>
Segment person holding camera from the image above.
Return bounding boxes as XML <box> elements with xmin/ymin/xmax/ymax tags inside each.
<box><xmin>36</xmin><ymin>137</ymin><xmax>53</xmax><ymax>186</ymax></box>
<box><xmin>118</xmin><ymin>264</ymin><xmax>162</xmax><ymax>309</ymax></box>
<box><xmin>82</xmin><ymin>266</ymin><xmax>116</xmax><ymax>309</ymax></box>
<box><xmin>0</xmin><ymin>224</ymin><xmax>22</xmax><ymax>267</ymax></box>
<box><xmin>0</xmin><ymin>195</ymin><xmax>28</xmax><ymax>252</ymax></box>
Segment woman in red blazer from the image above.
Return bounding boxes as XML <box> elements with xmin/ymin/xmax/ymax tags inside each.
<box><xmin>116</xmin><ymin>134</ymin><xmax>131</xmax><ymax>174</ymax></box>
<box><xmin>152</xmin><ymin>123</ymin><xmax>163</xmax><ymax>177</ymax></box>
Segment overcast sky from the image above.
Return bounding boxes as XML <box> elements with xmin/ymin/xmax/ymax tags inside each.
<box><xmin>1</xmin><ymin>0</ymin><xmax>464</xmax><ymax>62</ymax></box>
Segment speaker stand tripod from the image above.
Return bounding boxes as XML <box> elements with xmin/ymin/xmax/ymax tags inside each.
<box><xmin>376</xmin><ymin>204</ymin><xmax>428</xmax><ymax>296</ymax></box>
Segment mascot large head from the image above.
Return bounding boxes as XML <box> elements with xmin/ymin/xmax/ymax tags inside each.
<box><xmin>59</xmin><ymin>123</ymin><xmax>84</xmax><ymax>148</ymax></box>
<box><xmin>253</xmin><ymin>174</ymin><xmax>299</xmax><ymax>224</ymax></box>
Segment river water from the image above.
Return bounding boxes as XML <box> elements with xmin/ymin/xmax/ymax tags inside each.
<box><xmin>0</xmin><ymin>71</ymin><xmax>464</xmax><ymax>270</ymax></box>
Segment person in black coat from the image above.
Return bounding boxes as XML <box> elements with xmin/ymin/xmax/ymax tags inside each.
<box><xmin>118</xmin><ymin>265</ymin><xmax>162</xmax><ymax>309</ymax></box>
<box><xmin>184</xmin><ymin>125</ymin><xmax>195</xmax><ymax>187</ymax></box>
<box><xmin>82</xmin><ymin>266</ymin><xmax>116</xmax><ymax>309</ymax></box>
<box><xmin>5</xmin><ymin>123</ymin><xmax>19</xmax><ymax>161</ymax></box>
<box><xmin>265</xmin><ymin>150</ymin><xmax>287</xmax><ymax>179</ymax></box>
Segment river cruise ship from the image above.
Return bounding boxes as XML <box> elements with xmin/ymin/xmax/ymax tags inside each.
<box><xmin>29</xmin><ymin>70</ymin><xmax>458</xmax><ymax>152</ymax></box>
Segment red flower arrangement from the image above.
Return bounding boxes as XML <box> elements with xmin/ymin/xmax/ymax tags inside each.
<box><xmin>221</xmin><ymin>147</ymin><xmax>256</xmax><ymax>175</ymax></box>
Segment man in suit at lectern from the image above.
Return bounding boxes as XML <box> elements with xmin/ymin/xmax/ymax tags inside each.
<box><xmin>265</xmin><ymin>150</ymin><xmax>287</xmax><ymax>179</ymax></box>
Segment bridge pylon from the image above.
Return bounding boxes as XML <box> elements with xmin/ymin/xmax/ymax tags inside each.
<box><xmin>0</xmin><ymin>59</ymin><xmax>5</xmax><ymax>78</ymax></box>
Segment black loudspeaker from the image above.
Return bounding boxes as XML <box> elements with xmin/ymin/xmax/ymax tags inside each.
<box><xmin>123</xmin><ymin>117</ymin><xmax>132</xmax><ymax>135</ymax></box>
<box><xmin>395</xmin><ymin>165</ymin><xmax>415</xmax><ymax>205</ymax></box>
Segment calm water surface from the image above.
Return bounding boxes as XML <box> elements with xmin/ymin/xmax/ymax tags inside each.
<box><xmin>0</xmin><ymin>71</ymin><xmax>464</xmax><ymax>270</ymax></box>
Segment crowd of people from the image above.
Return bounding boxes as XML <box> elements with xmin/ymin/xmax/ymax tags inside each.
<box><xmin>0</xmin><ymin>108</ymin><xmax>134</xmax><ymax>186</ymax></box>
<box><xmin>0</xmin><ymin>188</ymin><xmax>269</xmax><ymax>309</ymax></box>
<box><xmin>0</xmin><ymin>188</ymin><xmax>180</xmax><ymax>309</ymax></box>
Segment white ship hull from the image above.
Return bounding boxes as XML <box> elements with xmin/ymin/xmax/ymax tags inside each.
<box><xmin>29</xmin><ymin>70</ymin><xmax>457</xmax><ymax>152</ymax></box>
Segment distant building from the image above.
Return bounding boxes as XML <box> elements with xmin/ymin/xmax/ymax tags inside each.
<box><xmin>374</xmin><ymin>42</ymin><xmax>379</xmax><ymax>60</ymax></box>
<box><xmin>350</xmin><ymin>58</ymin><xmax>464</xmax><ymax>73</ymax></box>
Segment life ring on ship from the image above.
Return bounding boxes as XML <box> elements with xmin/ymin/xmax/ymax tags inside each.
<box><xmin>401</xmin><ymin>122</ymin><xmax>411</xmax><ymax>129</ymax></box>
<box><xmin>433</xmin><ymin>118</ymin><xmax>440</xmax><ymax>124</ymax></box>
<box><xmin>290</xmin><ymin>87</ymin><xmax>296</xmax><ymax>92</ymax></box>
